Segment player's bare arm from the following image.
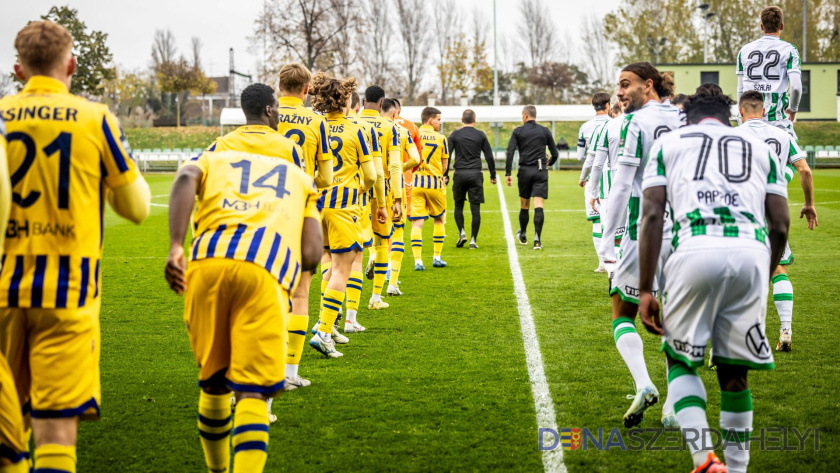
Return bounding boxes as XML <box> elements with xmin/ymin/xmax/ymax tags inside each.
<box><xmin>638</xmin><ymin>185</ymin><xmax>666</xmax><ymax>336</ymax></box>
<box><xmin>766</xmin><ymin>193</ymin><xmax>791</xmax><ymax>274</ymax></box>
<box><xmin>301</xmin><ymin>217</ymin><xmax>323</xmax><ymax>272</ymax></box>
<box><xmin>793</xmin><ymin>159</ymin><xmax>817</xmax><ymax>229</ymax></box>
<box><xmin>166</xmin><ymin>164</ymin><xmax>203</xmax><ymax>294</ymax></box>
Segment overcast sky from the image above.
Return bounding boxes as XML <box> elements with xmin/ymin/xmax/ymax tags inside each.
<box><xmin>2</xmin><ymin>0</ymin><xmax>621</xmax><ymax>79</ymax></box>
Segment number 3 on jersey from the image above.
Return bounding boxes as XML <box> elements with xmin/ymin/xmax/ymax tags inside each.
<box><xmin>7</xmin><ymin>131</ymin><xmax>71</xmax><ymax>209</ymax></box>
<box><xmin>329</xmin><ymin>136</ymin><xmax>344</xmax><ymax>172</ymax></box>
<box><xmin>230</xmin><ymin>159</ymin><xmax>291</xmax><ymax>198</ymax></box>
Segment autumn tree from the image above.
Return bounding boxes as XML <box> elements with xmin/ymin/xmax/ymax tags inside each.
<box><xmin>433</xmin><ymin>0</ymin><xmax>457</xmax><ymax>104</ymax></box>
<box><xmin>359</xmin><ymin>0</ymin><xmax>395</xmax><ymax>90</ymax></box>
<box><xmin>394</xmin><ymin>0</ymin><xmax>429</xmax><ymax>104</ymax></box>
<box><xmin>604</xmin><ymin>0</ymin><xmax>702</xmax><ymax>65</ymax></box>
<box><xmin>517</xmin><ymin>0</ymin><xmax>555</xmax><ymax>67</ymax></box>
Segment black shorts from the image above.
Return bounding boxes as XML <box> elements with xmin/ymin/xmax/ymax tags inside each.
<box><xmin>517</xmin><ymin>166</ymin><xmax>548</xmax><ymax>199</ymax></box>
<box><xmin>453</xmin><ymin>172</ymin><xmax>484</xmax><ymax>205</ymax></box>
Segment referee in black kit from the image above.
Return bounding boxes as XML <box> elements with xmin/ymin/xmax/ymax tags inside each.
<box><xmin>505</xmin><ymin>105</ymin><xmax>559</xmax><ymax>250</ymax></box>
<box><xmin>447</xmin><ymin>109</ymin><xmax>497</xmax><ymax>249</ymax></box>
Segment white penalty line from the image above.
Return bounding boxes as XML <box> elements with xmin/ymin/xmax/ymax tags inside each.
<box><xmin>496</xmin><ymin>181</ymin><xmax>566</xmax><ymax>473</ymax></box>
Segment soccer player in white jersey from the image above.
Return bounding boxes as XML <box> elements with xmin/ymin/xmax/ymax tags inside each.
<box><xmin>598</xmin><ymin>63</ymin><xmax>682</xmax><ymax>428</ymax></box>
<box><xmin>586</xmin><ymin>102</ymin><xmax>626</xmax><ymax>264</ymax></box>
<box><xmin>738</xmin><ymin>90</ymin><xmax>817</xmax><ymax>351</ymax></box>
<box><xmin>638</xmin><ymin>90</ymin><xmax>790</xmax><ymax>473</ymax></box>
<box><xmin>736</xmin><ymin>5</ymin><xmax>802</xmax><ymax>140</ymax></box>
<box><xmin>577</xmin><ymin>93</ymin><xmax>613</xmax><ymax>270</ymax></box>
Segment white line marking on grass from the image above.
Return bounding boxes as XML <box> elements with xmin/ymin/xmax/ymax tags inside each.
<box><xmin>496</xmin><ymin>181</ymin><xmax>566</xmax><ymax>473</ymax></box>
<box><xmin>152</xmin><ymin>194</ymin><xmax>170</xmax><ymax>198</ymax></box>
<box><xmin>789</xmin><ymin>201</ymin><xmax>840</xmax><ymax>206</ymax></box>
<box><xmin>484</xmin><ymin>209</ymin><xmax>584</xmax><ymax>213</ymax></box>
<box><xmin>150</xmin><ymin>203</ymin><xmax>169</xmax><ymax>207</ymax></box>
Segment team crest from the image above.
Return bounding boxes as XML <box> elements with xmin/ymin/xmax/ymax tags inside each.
<box><xmin>560</xmin><ymin>428</ymin><xmax>582</xmax><ymax>450</ymax></box>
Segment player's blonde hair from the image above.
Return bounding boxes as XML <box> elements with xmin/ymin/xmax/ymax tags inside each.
<box><xmin>278</xmin><ymin>63</ymin><xmax>312</xmax><ymax>94</ymax></box>
<box><xmin>15</xmin><ymin>20</ymin><xmax>73</xmax><ymax>73</ymax></box>
<box><xmin>309</xmin><ymin>72</ymin><xmax>357</xmax><ymax>114</ymax></box>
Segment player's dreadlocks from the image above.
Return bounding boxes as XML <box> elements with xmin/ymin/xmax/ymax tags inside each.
<box><xmin>309</xmin><ymin>72</ymin><xmax>357</xmax><ymax>114</ymax></box>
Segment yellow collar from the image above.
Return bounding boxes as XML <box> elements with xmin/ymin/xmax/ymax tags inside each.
<box><xmin>278</xmin><ymin>96</ymin><xmax>304</xmax><ymax>106</ymax></box>
<box><xmin>359</xmin><ymin>109</ymin><xmax>380</xmax><ymax>117</ymax></box>
<box><xmin>237</xmin><ymin>124</ymin><xmax>275</xmax><ymax>132</ymax></box>
<box><xmin>419</xmin><ymin>125</ymin><xmax>435</xmax><ymax>132</ymax></box>
<box><xmin>326</xmin><ymin>111</ymin><xmax>345</xmax><ymax>119</ymax></box>
<box><xmin>22</xmin><ymin>76</ymin><xmax>69</xmax><ymax>94</ymax></box>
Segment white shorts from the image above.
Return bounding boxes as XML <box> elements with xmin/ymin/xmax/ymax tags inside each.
<box><xmin>660</xmin><ymin>238</ymin><xmax>774</xmax><ymax>370</ymax></box>
<box><xmin>770</xmin><ymin>119</ymin><xmax>798</xmax><ymax>142</ymax></box>
<box><xmin>780</xmin><ymin>241</ymin><xmax>793</xmax><ymax>265</ymax></box>
<box><xmin>610</xmin><ymin>237</ymin><xmax>670</xmax><ymax>303</ymax></box>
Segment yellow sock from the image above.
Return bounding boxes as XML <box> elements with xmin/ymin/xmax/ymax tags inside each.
<box><xmin>319</xmin><ymin>287</ymin><xmax>344</xmax><ymax>333</ymax></box>
<box><xmin>34</xmin><ymin>444</ymin><xmax>76</xmax><ymax>473</ymax></box>
<box><xmin>411</xmin><ymin>225</ymin><xmax>423</xmax><ymax>262</ymax></box>
<box><xmin>433</xmin><ymin>223</ymin><xmax>445</xmax><ymax>258</ymax></box>
<box><xmin>0</xmin><ymin>459</ymin><xmax>29</xmax><ymax>473</ymax></box>
<box><xmin>231</xmin><ymin>398</ymin><xmax>269</xmax><ymax>473</ymax></box>
<box><xmin>198</xmin><ymin>391</ymin><xmax>232</xmax><ymax>473</ymax></box>
<box><xmin>390</xmin><ymin>225</ymin><xmax>404</xmax><ymax>286</ymax></box>
<box><xmin>285</xmin><ymin>313</ymin><xmax>309</xmax><ymax>372</ymax></box>
<box><xmin>318</xmin><ymin>262</ymin><xmax>331</xmax><ymax>319</ymax></box>
<box><xmin>372</xmin><ymin>237</ymin><xmax>389</xmax><ymax>296</ymax></box>
<box><xmin>345</xmin><ymin>271</ymin><xmax>363</xmax><ymax>317</ymax></box>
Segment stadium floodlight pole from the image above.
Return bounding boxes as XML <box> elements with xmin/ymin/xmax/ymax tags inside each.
<box><xmin>802</xmin><ymin>0</ymin><xmax>807</xmax><ymax>62</ymax></box>
<box><xmin>493</xmin><ymin>0</ymin><xmax>499</xmax><ymax>107</ymax></box>
<box><xmin>698</xmin><ymin>4</ymin><xmax>715</xmax><ymax>63</ymax></box>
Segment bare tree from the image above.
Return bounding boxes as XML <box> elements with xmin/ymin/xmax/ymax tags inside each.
<box><xmin>250</xmin><ymin>0</ymin><xmax>358</xmax><ymax>73</ymax></box>
<box><xmin>0</xmin><ymin>74</ymin><xmax>17</xmax><ymax>98</ymax></box>
<box><xmin>359</xmin><ymin>0</ymin><xmax>394</xmax><ymax>89</ymax></box>
<box><xmin>394</xmin><ymin>0</ymin><xmax>429</xmax><ymax>104</ymax></box>
<box><xmin>580</xmin><ymin>12</ymin><xmax>614</xmax><ymax>90</ymax></box>
<box><xmin>151</xmin><ymin>29</ymin><xmax>177</xmax><ymax>69</ymax></box>
<box><xmin>517</xmin><ymin>0</ymin><xmax>555</xmax><ymax>67</ymax></box>
<box><xmin>329</xmin><ymin>0</ymin><xmax>360</xmax><ymax>76</ymax></box>
<box><xmin>471</xmin><ymin>7</ymin><xmax>489</xmax><ymax>49</ymax></box>
<box><xmin>432</xmin><ymin>0</ymin><xmax>457</xmax><ymax>103</ymax></box>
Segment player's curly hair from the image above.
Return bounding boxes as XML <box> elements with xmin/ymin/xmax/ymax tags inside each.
<box><xmin>683</xmin><ymin>87</ymin><xmax>735</xmax><ymax>125</ymax></box>
<box><xmin>657</xmin><ymin>71</ymin><xmax>675</xmax><ymax>99</ymax></box>
<box><xmin>309</xmin><ymin>72</ymin><xmax>357</xmax><ymax>114</ymax></box>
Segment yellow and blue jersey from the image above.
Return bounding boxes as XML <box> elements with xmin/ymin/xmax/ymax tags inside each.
<box><xmin>348</xmin><ymin>113</ymin><xmax>380</xmax><ymax>208</ymax></box>
<box><xmin>203</xmin><ymin>124</ymin><xmax>303</xmax><ymax>167</ymax></box>
<box><xmin>186</xmin><ymin>151</ymin><xmax>320</xmax><ymax>294</ymax></box>
<box><xmin>276</xmin><ymin>96</ymin><xmax>332</xmax><ymax>182</ymax></box>
<box><xmin>321</xmin><ymin>112</ymin><xmax>372</xmax><ymax>210</ymax></box>
<box><xmin>415</xmin><ymin>124</ymin><xmax>449</xmax><ymax>189</ymax></box>
<box><xmin>359</xmin><ymin>110</ymin><xmax>399</xmax><ymax>195</ymax></box>
<box><xmin>0</xmin><ymin>76</ymin><xmax>140</xmax><ymax>309</ymax></box>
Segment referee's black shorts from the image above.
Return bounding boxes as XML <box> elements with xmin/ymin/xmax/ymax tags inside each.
<box><xmin>453</xmin><ymin>171</ymin><xmax>485</xmax><ymax>205</ymax></box>
<box><xmin>517</xmin><ymin>166</ymin><xmax>548</xmax><ymax>199</ymax></box>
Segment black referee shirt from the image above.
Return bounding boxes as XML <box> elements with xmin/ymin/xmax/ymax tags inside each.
<box><xmin>505</xmin><ymin>120</ymin><xmax>559</xmax><ymax>176</ymax></box>
<box><xmin>447</xmin><ymin>126</ymin><xmax>497</xmax><ymax>180</ymax></box>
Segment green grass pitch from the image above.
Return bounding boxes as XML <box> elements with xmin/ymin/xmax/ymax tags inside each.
<box><xmin>77</xmin><ymin>170</ymin><xmax>840</xmax><ymax>471</ymax></box>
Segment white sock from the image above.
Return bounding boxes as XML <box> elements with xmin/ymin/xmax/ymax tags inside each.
<box><xmin>415</xmin><ymin>259</ymin><xmax>423</xmax><ymax>265</ymax></box>
<box><xmin>592</xmin><ymin>222</ymin><xmax>602</xmax><ymax>262</ymax></box>
<box><xmin>772</xmin><ymin>274</ymin><xmax>793</xmax><ymax>332</ymax></box>
<box><xmin>266</xmin><ymin>397</ymin><xmax>273</xmax><ymax>412</ymax></box>
<box><xmin>669</xmin><ymin>368</ymin><xmax>711</xmax><ymax>468</ymax></box>
<box><xmin>613</xmin><ymin>319</ymin><xmax>652</xmax><ymax>389</ymax></box>
<box><xmin>346</xmin><ymin>309</ymin><xmax>357</xmax><ymax>324</ymax></box>
<box><xmin>662</xmin><ymin>364</ymin><xmax>676</xmax><ymax>414</ymax></box>
<box><xmin>285</xmin><ymin>363</ymin><xmax>299</xmax><ymax>379</ymax></box>
<box><xmin>370</xmin><ymin>293</ymin><xmax>381</xmax><ymax>303</ymax></box>
<box><xmin>433</xmin><ymin>256</ymin><xmax>442</xmax><ymax>262</ymax></box>
<box><xmin>319</xmin><ymin>330</ymin><xmax>331</xmax><ymax>342</ymax></box>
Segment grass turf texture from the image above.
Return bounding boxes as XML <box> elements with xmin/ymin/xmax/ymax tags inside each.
<box><xmin>75</xmin><ymin>170</ymin><xmax>838</xmax><ymax>471</ymax></box>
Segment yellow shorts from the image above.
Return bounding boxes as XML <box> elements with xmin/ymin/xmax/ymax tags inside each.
<box><xmin>322</xmin><ymin>206</ymin><xmax>363</xmax><ymax>253</ymax></box>
<box><xmin>409</xmin><ymin>186</ymin><xmax>447</xmax><ymax>220</ymax></box>
<box><xmin>372</xmin><ymin>195</ymin><xmax>394</xmax><ymax>239</ymax></box>
<box><xmin>185</xmin><ymin>258</ymin><xmax>288</xmax><ymax>395</ymax></box>
<box><xmin>0</xmin><ymin>354</ymin><xmax>27</xmax><ymax>461</ymax></box>
<box><xmin>0</xmin><ymin>301</ymin><xmax>101</xmax><ymax>421</ymax></box>
<box><xmin>360</xmin><ymin>202</ymin><xmax>373</xmax><ymax>248</ymax></box>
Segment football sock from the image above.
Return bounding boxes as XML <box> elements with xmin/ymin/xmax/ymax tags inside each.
<box><xmin>285</xmin><ymin>313</ymin><xmax>309</xmax><ymax>378</ymax></box>
<box><xmin>390</xmin><ymin>225</ymin><xmax>404</xmax><ymax>287</ymax></box>
<box><xmin>592</xmin><ymin>218</ymin><xmax>602</xmax><ymax>261</ymax></box>
<box><xmin>662</xmin><ymin>363</ymin><xmax>676</xmax><ymax>415</ymax></box>
<box><xmin>320</xmin><ymin>261</ymin><xmax>331</xmax><ymax>298</ymax></box>
<box><xmin>669</xmin><ymin>363</ymin><xmax>712</xmax><ymax>468</ymax></box>
<box><xmin>720</xmin><ymin>389</ymin><xmax>753</xmax><ymax>473</ymax></box>
<box><xmin>345</xmin><ymin>270</ymin><xmax>363</xmax><ymax>324</ymax></box>
<box><xmin>411</xmin><ymin>225</ymin><xmax>423</xmax><ymax>263</ymax></box>
<box><xmin>454</xmin><ymin>202</ymin><xmax>465</xmax><ymax>236</ymax></box>
<box><xmin>433</xmin><ymin>223</ymin><xmax>445</xmax><ymax>259</ymax></box>
<box><xmin>612</xmin><ymin>317</ymin><xmax>652</xmax><ymax>389</ymax></box>
<box><xmin>372</xmin><ymin>238</ymin><xmax>389</xmax><ymax>296</ymax></box>
<box><xmin>772</xmin><ymin>274</ymin><xmax>793</xmax><ymax>332</ymax></box>
<box><xmin>33</xmin><ymin>444</ymin><xmax>76</xmax><ymax>473</ymax></box>
<box><xmin>198</xmin><ymin>391</ymin><xmax>232</xmax><ymax>473</ymax></box>
<box><xmin>534</xmin><ymin>208</ymin><xmax>544</xmax><ymax>241</ymax></box>
<box><xmin>232</xmin><ymin>398</ymin><xmax>269</xmax><ymax>473</ymax></box>
<box><xmin>319</xmin><ymin>288</ymin><xmax>345</xmax><ymax>336</ymax></box>
<box><xmin>0</xmin><ymin>459</ymin><xmax>29</xmax><ymax>473</ymax></box>
<box><xmin>470</xmin><ymin>202</ymin><xmax>481</xmax><ymax>241</ymax></box>
<box><xmin>519</xmin><ymin>208</ymin><xmax>529</xmax><ymax>234</ymax></box>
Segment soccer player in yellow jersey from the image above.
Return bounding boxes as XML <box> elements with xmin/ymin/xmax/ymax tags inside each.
<box><xmin>0</xmin><ymin>118</ymin><xmax>27</xmax><ymax>473</ymax></box>
<box><xmin>0</xmin><ymin>21</ymin><xmax>151</xmax><ymax>473</ymax></box>
<box><xmin>166</xmin><ymin>146</ymin><xmax>322</xmax><ymax>473</ymax></box>
<box><xmin>381</xmin><ymin>99</ymin><xmax>420</xmax><ymax>296</ymax></box>
<box><xmin>275</xmin><ymin>63</ymin><xmax>334</xmax><ymax>394</ymax></box>
<box><xmin>307</xmin><ymin>73</ymin><xmax>377</xmax><ymax>355</ymax></box>
<box><xmin>359</xmin><ymin>86</ymin><xmax>403</xmax><ymax>310</ymax></box>
<box><xmin>411</xmin><ymin>107</ymin><xmax>449</xmax><ymax>269</ymax></box>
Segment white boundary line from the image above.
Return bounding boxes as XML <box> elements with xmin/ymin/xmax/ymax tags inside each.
<box><xmin>496</xmin><ymin>181</ymin><xmax>566</xmax><ymax>473</ymax></box>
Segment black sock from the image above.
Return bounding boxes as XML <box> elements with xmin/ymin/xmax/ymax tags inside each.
<box><xmin>534</xmin><ymin>208</ymin><xmax>544</xmax><ymax>241</ymax></box>
<box><xmin>454</xmin><ymin>202</ymin><xmax>465</xmax><ymax>235</ymax></box>
<box><xmin>519</xmin><ymin>208</ymin><xmax>529</xmax><ymax>234</ymax></box>
<box><xmin>470</xmin><ymin>202</ymin><xmax>481</xmax><ymax>240</ymax></box>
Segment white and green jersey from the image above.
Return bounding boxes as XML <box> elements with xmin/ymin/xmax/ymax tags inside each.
<box><xmin>736</xmin><ymin>35</ymin><xmax>802</xmax><ymax>122</ymax></box>
<box><xmin>617</xmin><ymin>100</ymin><xmax>682</xmax><ymax>240</ymax></box>
<box><xmin>738</xmin><ymin>118</ymin><xmax>805</xmax><ymax>183</ymax></box>
<box><xmin>577</xmin><ymin>114</ymin><xmax>611</xmax><ymax>161</ymax></box>
<box><xmin>642</xmin><ymin>119</ymin><xmax>787</xmax><ymax>251</ymax></box>
<box><xmin>586</xmin><ymin>115</ymin><xmax>623</xmax><ymax>200</ymax></box>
